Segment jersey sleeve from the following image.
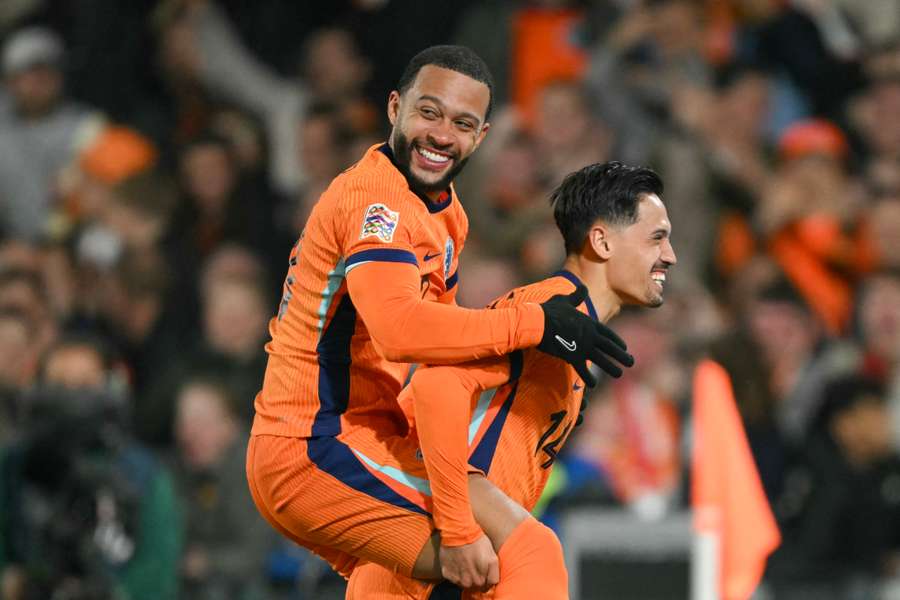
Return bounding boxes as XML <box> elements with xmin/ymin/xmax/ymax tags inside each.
<box><xmin>347</xmin><ymin>262</ymin><xmax>543</xmax><ymax>363</ymax></box>
<box><xmin>339</xmin><ymin>178</ymin><xmax>534</xmax><ymax>363</ymax></box>
<box><xmin>409</xmin><ymin>357</ymin><xmax>514</xmax><ymax>547</ymax></box>
<box><xmin>339</xmin><ymin>178</ymin><xmax>422</xmax><ymax>267</ymax></box>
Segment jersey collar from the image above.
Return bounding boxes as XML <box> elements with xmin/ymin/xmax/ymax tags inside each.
<box><xmin>378</xmin><ymin>143</ymin><xmax>453</xmax><ymax>214</ymax></box>
<box><xmin>553</xmin><ymin>269</ymin><xmax>599</xmax><ymax>321</ymax></box>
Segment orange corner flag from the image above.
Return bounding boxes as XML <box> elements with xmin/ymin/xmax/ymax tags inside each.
<box><xmin>692</xmin><ymin>359</ymin><xmax>781</xmax><ymax>600</ymax></box>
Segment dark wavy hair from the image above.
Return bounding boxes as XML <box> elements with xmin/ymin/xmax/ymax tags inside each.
<box><xmin>551</xmin><ymin>161</ymin><xmax>664</xmax><ymax>255</ymax></box>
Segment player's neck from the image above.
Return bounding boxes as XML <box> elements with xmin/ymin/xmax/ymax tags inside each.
<box><xmin>562</xmin><ymin>256</ymin><xmax>622</xmax><ymax>323</ymax></box>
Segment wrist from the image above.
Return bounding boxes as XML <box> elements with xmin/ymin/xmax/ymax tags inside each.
<box><xmin>517</xmin><ymin>303</ymin><xmax>544</xmax><ymax>348</ymax></box>
<box><xmin>439</xmin><ymin>523</ymin><xmax>484</xmax><ymax>548</ymax></box>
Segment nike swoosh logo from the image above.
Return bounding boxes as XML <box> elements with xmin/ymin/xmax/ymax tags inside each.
<box><xmin>423</xmin><ymin>252</ymin><xmax>441</xmax><ymax>261</ymax></box>
<box><xmin>555</xmin><ymin>335</ymin><xmax>576</xmax><ymax>352</ymax></box>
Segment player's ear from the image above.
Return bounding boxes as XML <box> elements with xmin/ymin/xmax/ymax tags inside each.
<box><xmin>589</xmin><ymin>222</ymin><xmax>613</xmax><ymax>260</ymax></box>
<box><xmin>387</xmin><ymin>91</ymin><xmax>401</xmax><ymax>126</ymax></box>
<box><xmin>473</xmin><ymin>121</ymin><xmax>490</xmax><ymax>150</ymax></box>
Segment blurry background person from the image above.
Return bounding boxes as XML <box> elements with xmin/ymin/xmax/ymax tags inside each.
<box><xmin>767</xmin><ymin>375</ymin><xmax>900</xmax><ymax>599</ymax></box>
<box><xmin>0</xmin><ymin>27</ymin><xmax>102</xmax><ymax>240</ymax></box>
<box><xmin>0</xmin><ymin>334</ymin><xmax>182</xmax><ymax>600</ymax></box>
<box><xmin>172</xmin><ymin>375</ymin><xmax>275</xmax><ymax>600</ymax></box>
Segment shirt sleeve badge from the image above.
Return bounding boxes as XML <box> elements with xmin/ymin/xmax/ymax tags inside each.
<box><xmin>359</xmin><ymin>203</ymin><xmax>400</xmax><ymax>243</ymax></box>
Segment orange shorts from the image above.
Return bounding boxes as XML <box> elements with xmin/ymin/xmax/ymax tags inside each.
<box><xmin>246</xmin><ymin>428</ymin><xmax>435</xmax><ymax>578</ymax></box>
<box><xmin>347</xmin><ymin>561</ymin><xmax>495</xmax><ymax>599</ymax></box>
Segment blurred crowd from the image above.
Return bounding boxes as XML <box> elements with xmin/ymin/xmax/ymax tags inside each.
<box><xmin>0</xmin><ymin>0</ymin><xmax>898</xmax><ymax>598</ymax></box>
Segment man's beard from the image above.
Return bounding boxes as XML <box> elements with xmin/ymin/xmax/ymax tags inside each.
<box><xmin>392</xmin><ymin>132</ymin><xmax>470</xmax><ymax>195</ymax></box>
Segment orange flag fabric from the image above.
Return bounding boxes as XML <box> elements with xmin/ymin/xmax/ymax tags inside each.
<box><xmin>692</xmin><ymin>359</ymin><xmax>781</xmax><ymax>600</ymax></box>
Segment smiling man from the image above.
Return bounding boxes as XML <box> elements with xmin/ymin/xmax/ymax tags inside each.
<box><xmin>246</xmin><ymin>46</ymin><xmax>634</xmax><ymax>588</ymax></box>
<box><xmin>347</xmin><ymin>161</ymin><xmax>676</xmax><ymax>598</ymax></box>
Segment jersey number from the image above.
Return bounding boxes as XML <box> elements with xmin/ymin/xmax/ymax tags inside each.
<box><xmin>277</xmin><ymin>234</ymin><xmax>303</xmax><ymax>320</ymax></box>
<box><xmin>535</xmin><ymin>410</ymin><xmax>573</xmax><ymax>469</ymax></box>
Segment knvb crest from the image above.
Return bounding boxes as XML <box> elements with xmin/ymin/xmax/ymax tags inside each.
<box><xmin>444</xmin><ymin>236</ymin><xmax>454</xmax><ymax>278</ymax></box>
<box><xmin>360</xmin><ymin>203</ymin><xmax>400</xmax><ymax>243</ymax></box>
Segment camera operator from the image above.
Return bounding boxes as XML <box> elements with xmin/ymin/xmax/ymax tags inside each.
<box><xmin>0</xmin><ymin>333</ymin><xmax>182</xmax><ymax>600</ymax></box>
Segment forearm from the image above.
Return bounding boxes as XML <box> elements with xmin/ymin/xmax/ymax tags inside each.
<box><xmin>412</xmin><ymin>370</ymin><xmax>482</xmax><ymax>546</ymax></box>
<box><xmin>348</xmin><ymin>263</ymin><xmax>543</xmax><ymax>364</ymax></box>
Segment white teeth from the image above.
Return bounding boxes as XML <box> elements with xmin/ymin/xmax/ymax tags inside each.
<box><xmin>651</xmin><ymin>272</ymin><xmax>666</xmax><ymax>283</ymax></box>
<box><xmin>417</xmin><ymin>147</ymin><xmax>450</xmax><ymax>163</ymax></box>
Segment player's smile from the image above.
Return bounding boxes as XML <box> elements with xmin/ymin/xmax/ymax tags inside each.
<box><xmin>650</xmin><ymin>265</ymin><xmax>667</xmax><ymax>290</ymax></box>
<box><xmin>412</xmin><ymin>143</ymin><xmax>455</xmax><ymax>173</ymax></box>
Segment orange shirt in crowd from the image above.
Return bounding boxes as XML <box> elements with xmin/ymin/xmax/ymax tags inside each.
<box><xmin>511</xmin><ymin>7</ymin><xmax>588</xmax><ymax>122</ymax></box>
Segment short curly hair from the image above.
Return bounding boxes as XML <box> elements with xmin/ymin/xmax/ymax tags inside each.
<box><xmin>396</xmin><ymin>45</ymin><xmax>494</xmax><ymax>120</ymax></box>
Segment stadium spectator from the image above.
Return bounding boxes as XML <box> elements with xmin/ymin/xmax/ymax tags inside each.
<box><xmin>141</xmin><ymin>266</ymin><xmax>270</xmax><ymax>446</ymax></box>
<box><xmin>172</xmin><ymin>375</ymin><xmax>274</xmax><ymax>600</ymax></box>
<box><xmin>188</xmin><ymin>0</ymin><xmax>373</xmax><ymax>196</ymax></box>
<box><xmin>759</xmin><ymin>119</ymin><xmax>870</xmax><ymax>335</ymax></box>
<box><xmin>768</xmin><ymin>375</ymin><xmax>900</xmax><ymax>598</ymax></box>
<box><xmin>80</xmin><ymin>249</ymin><xmax>183</xmax><ymax>444</ymax></box>
<box><xmin>569</xmin><ymin>308</ymin><xmax>685</xmax><ymax>518</ymax></box>
<box><xmin>0</xmin><ymin>334</ymin><xmax>182</xmax><ymax>600</ymax></box>
<box><xmin>69</xmin><ymin>126</ymin><xmax>158</xmax><ymax>228</ymax></box>
<box><xmin>0</xmin><ymin>27</ymin><xmax>102</xmax><ymax>240</ymax></box>
<box><xmin>0</xmin><ymin>267</ymin><xmax>57</xmax><ymax>366</ymax></box>
<box><xmin>0</xmin><ymin>308</ymin><xmax>35</xmax><ymax>439</ymax></box>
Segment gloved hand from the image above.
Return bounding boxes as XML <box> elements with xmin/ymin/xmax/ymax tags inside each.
<box><xmin>537</xmin><ymin>285</ymin><xmax>634</xmax><ymax>387</ymax></box>
<box><xmin>576</xmin><ymin>396</ymin><xmax>588</xmax><ymax>428</ymax></box>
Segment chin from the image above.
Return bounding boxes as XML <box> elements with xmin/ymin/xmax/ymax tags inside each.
<box><xmin>644</xmin><ymin>290</ymin><xmax>665</xmax><ymax>308</ymax></box>
<box><xmin>410</xmin><ymin>171</ymin><xmax>447</xmax><ymax>192</ymax></box>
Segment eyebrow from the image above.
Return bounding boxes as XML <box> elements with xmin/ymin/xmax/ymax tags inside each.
<box><xmin>417</xmin><ymin>95</ymin><xmax>482</xmax><ymax>127</ymax></box>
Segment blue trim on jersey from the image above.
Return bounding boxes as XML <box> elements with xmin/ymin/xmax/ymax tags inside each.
<box><xmin>310</xmin><ymin>294</ymin><xmax>356</xmax><ymax>437</ymax></box>
<box><xmin>351</xmin><ymin>448</ymin><xmax>432</xmax><ymax>496</ymax></box>
<box><xmin>446</xmin><ymin>269</ymin><xmax>458</xmax><ymax>291</ymax></box>
<box><xmin>468</xmin><ymin>388</ymin><xmax>498</xmax><ymax>445</ymax></box>
<box><xmin>468</xmin><ymin>351</ymin><xmax>523</xmax><ymax>445</ymax></box>
<box><xmin>553</xmin><ymin>269</ymin><xmax>598</xmax><ymax>321</ymax></box>
<box><xmin>316</xmin><ymin>258</ymin><xmax>346</xmax><ymax>339</ymax></box>
<box><xmin>307</xmin><ymin>436</ymin><xmax>430</xmax><ymax>516</ymax></box>
<box><xmin>468</xmin><ymin>381</ymin><xmax>519</xmax><ymax>474</ymax></box>
<box><xmin>422</xmin><ymin>192</ymin><xmax>453</xmax><ymax>214</ymax></box>
<box><xmin>377</xmin><ymin>143</ymin><xmax>453</xmax><ymax>213</ymax></box>
<box><xmin>345</xmin><ymin>248</ymin><xmax>418</xmax><ymax>273</ymax></box>
<box><xmin>509</xmin><ymin>349</ymin><xmax>524</xmax><ymax>381</ymax></box>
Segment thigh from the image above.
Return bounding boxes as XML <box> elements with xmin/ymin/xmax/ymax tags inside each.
<box><xmin>346</xmin><ymin>561</ymin><xmax>435</xmax><ymax>600</ymax></box>
<box><xmin>248</xmin><ymin>433</ymin><xmax>435</xmax><ymax>577</ymax></box>
<box><xmin>247</xmin><ymin>436</ymin><xmax>360</xmax><ymax>577</ymax></box>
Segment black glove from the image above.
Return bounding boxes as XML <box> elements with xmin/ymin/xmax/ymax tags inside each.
<box><xmin>537</xmin><ymin>285</ymin><xmax>634</xmax><ymax>387</ymax></box>
<box><xmin>576</xmin><ymin>397</ymin><xmax>587</xmax><ymax>428</ymax></box>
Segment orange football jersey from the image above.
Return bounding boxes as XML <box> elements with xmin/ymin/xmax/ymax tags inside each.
<box><xmin>252</xmin><ymin>143</ymin><xmax>543</xmax><ymax>440</ymax></box>
<box><xmin>400</xmin><ymin>271</ymin><xmax>591</xmax><ymax>546</ymax></box>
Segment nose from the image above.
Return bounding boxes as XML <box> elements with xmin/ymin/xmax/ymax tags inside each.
<box><xmin>662</xmin><ymin>238</ymin><xmax>677</xmax><ymax>266</ymax></box>
<box><xmin>426</xmin><ymin>121</ymin><xmax>454</xmax><ymax>149</ymax></box>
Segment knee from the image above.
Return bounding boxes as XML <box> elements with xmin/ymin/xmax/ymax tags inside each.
<box><xmin>499</xmin><ymin>517</ymin><xmax>565</xmax><ymax>569</ymax></box>
<box><xmin>494</xmin><ymin>518</ymin><xmax>569</xmax><ymax>600</ymax></box>
<box><xmin>532</xmin><ymin>520</ymin><xmax>565</xmax><ymax>566</ymax></box>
